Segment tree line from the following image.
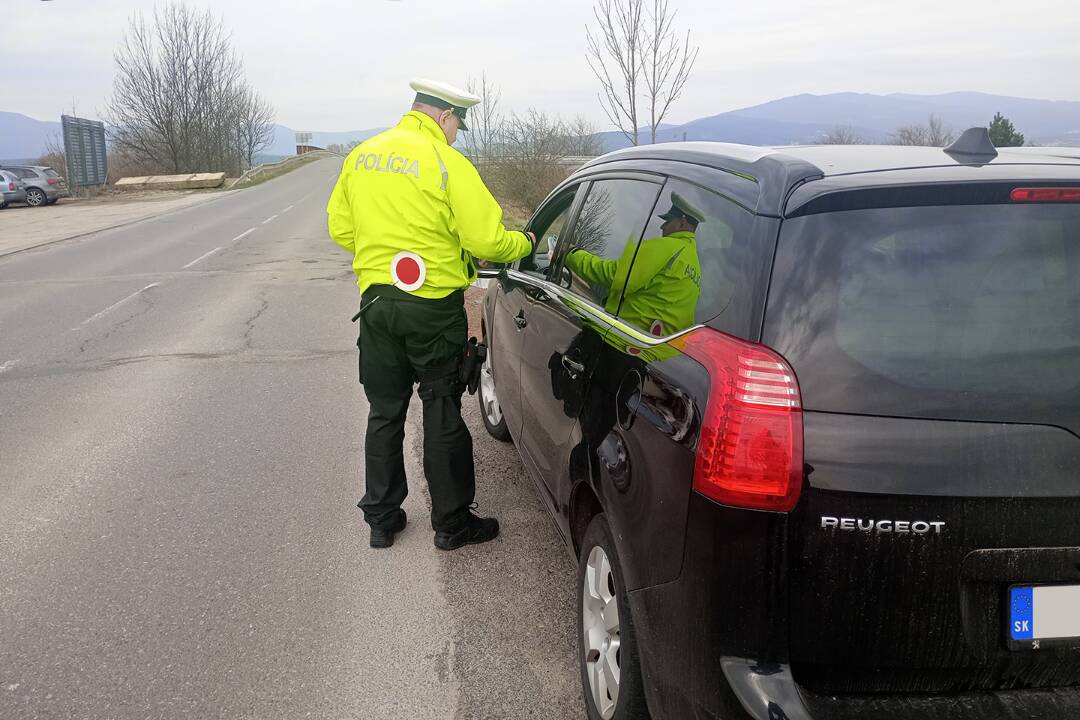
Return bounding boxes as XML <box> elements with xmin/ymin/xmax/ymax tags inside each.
<box><xmin>820</xmin><ymin>112</ymin><xmax>1028</xmax><ymax>147</ymax></box>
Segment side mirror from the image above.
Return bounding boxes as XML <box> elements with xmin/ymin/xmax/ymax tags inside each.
<box><xmin>476</xmin><ymin>264</ymin><xmax>505</xmax><ymax>279</ymax></box>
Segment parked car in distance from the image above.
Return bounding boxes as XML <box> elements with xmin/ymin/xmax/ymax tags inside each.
<box><xmin>0</xmin><ymin>165</ymin><xmax>68</xmax><ymax>207</ymax></box>
<box><xmin>477</xmin><ymin>129</ymin><xmax>1080</xmax><ymax>719</ymax></box>
<box><xmin>0</xmin><ymin>169</ymin><xmax>28</xmax><ymax>209</ymax></box>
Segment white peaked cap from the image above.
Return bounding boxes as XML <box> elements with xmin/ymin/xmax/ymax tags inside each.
<box><xmin>409</xmin><ymin>78</ymin><xmax>481</xmax><ymax>109</ymax></box>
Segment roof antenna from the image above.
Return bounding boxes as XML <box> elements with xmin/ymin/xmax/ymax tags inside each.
<box><xmin>944</xmin><ymin>127</ymin><xmax>998</xmax><ymax>163</ymax></box>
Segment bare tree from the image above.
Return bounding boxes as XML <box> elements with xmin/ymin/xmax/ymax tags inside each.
<box><xmin>564</xmin><ymin>115</ymin><xmax>603</xmax><ymax>156</ymax></box>
<box><xmin>925</xmin><ymin>114</ymin><xmax>956</xmax><ymax>147</ymax></box>
<box><xmin>489</xmin><ymin>110</ymin><xmax>578</xmax><ymax>212</ymax></box>
<box><xmin>819</xmin><ymin>126</ymin><xmax>864</xmax><ymax>145</ymax></box>
<box><xmin>107</xmin><ymin>2</ymin><xmax>275</xmax><ymax>176</ymax></box>
<box><xmin>891</xmin><ymin>114</ymin><xmax>955</xmax><ymax>147</ymax></box>
<box><xmin>460</xmin><ymin>73</ymin><xmax>503</xmax><ymax>168</ymax></box>
<box><xmin>34</xmin><ymin>132</ymin><xmax>68</xmax><ymax>179</ymax></box>
<box><xmin>587</xmin><ymin>0</ymin><xmax>645</xmax><ymax>146</ymax></box>
<box><xmin>238</xmin><ymin>89</ymin><xmax>276</xmax><ymax>167</ymax></box>
<box><xmin>639</xmin><ymin>0</ymin><xmax>698</xmax><ymax>144</ymax></box>
<box><xmin>328</xmin><ymin>139</ymin><xmax>364</xmax><ymax>155</ymax></box>
<box><xmin>570</xmin><ymin>181</ymin><xmax>615</xmax><ymax>255</ymax></box>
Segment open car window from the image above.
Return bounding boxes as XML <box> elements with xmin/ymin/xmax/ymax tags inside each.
<box><xmin>519</xmin><ymin>185</ymin><xmax>582</xmax><ymax>277</ymax></box>
<box><xmin>552</xmin><ymin>178</ymin><xmax>661</xmax><ymax>310</ymax></box>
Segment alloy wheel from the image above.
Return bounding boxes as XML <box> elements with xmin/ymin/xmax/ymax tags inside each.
<box><xmin>26</xmin><ymin>189</ymin><xmax>45</xmax><ymax>207</ymax></box>
<box><xmin>582</xmin><ymin>545</ymin><xmax>621</xmax><ymax>719</ymax></box>
<box><xmin>479</xmin><ymin>349</ymin><xmax>502</xmax><ymax>427</ymax></box>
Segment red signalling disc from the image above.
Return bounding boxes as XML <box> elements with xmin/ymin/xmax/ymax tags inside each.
<box><xmin>390</xmin><ymin>251</ymin><xmax>426</xmax><ymax>292</ymax></box>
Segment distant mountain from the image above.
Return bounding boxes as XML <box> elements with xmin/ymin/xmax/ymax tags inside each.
<box><xmin>7</xmin><ymin>91</ymin><xmax>1080</xmax><ymax>162</ymax></box>
<box><xmin>599</xmin><ymin>91</ymin><xmax>1080</xmax><ymax>150</ymax></box>
<box><xmin>0</xmin><ymin>111</ymin><xmax>63</xmax><ymax>162</ymax></box>
<box><xmin>0</xmin><ymin>111</ymin><xmax>384</xmax><ymax>163</ymax></box>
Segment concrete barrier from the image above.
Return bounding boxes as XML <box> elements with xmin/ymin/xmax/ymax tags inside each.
<box><xmin>115</xmin><ymin>172</ymin><xmax>226</xmax><ymax>191</ymax></box>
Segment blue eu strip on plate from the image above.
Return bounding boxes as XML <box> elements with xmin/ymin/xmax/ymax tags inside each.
<box><xmin>1010</xmin><ymin>586</ymin><xmax>1034</xmax><ymax>641</ymax></box>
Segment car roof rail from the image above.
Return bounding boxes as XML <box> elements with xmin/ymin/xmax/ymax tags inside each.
<box><xmin>944</xmin><ymin>127</ymin><xmax>999</xmax><ymax>163</ymax></box>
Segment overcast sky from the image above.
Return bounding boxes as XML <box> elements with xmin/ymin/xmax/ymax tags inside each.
<box><xmin>3</xmin><ymin>0</ymin><xmax>1079</xmax><ymax>131</ymax></box>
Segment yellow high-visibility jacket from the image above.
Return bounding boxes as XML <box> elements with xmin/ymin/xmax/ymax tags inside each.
<box><xmin>327</xmin><ymin>111</ymin><xmax>531</xmax><ymax>298</ymax></box>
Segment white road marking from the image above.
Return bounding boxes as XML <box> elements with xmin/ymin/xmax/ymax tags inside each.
<box><xmin>180</xmin><ymin>227</ymin><xmax>254</xmax><ymax>270</ymax></box>
<box><xmin>80</xmin><ymin>283</ymin><xmax>160</xmax><ymax>326</ymax></box>
<box><xmin>282</xmin><ymin>205</ymin><xmax>294</xmax><ymax>214</ymax></box>
<box><xmin>181</xmin><ymin>247</ymin><xmax>223</xmax><ymax>269</ymax></box>
<box><xmin>261</xmin><ymin>214</ymin><xmax>278</xmax><ymax>225</ymax></box>
<box><xmin>0</xmin><ymin>360</ymin><xmax>19</xmax><ymax>375</ymax></box>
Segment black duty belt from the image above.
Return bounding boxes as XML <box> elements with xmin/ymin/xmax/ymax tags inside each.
<box><xmin>351</xmin><ymin>285</ymin><xmax>465</xmax><ymax>322</ymax></box>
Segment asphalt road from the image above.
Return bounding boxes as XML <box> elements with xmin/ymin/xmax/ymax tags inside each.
<box><xmin>0</xmin><ymin>157</ymin><xmax>583</xmax><ymax>719</ymax></box>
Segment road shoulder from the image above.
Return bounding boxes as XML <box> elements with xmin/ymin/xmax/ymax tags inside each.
<box><xmin>0</xmin><ymin>191</ymin><xmax>239</xmax><ymax>258</ymax></box>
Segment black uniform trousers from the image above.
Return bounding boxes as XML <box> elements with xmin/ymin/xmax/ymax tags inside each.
<box><xmin>357</xmin><ymin>284</ymin><xmax>475</xmax><ymax>533</ymax></box>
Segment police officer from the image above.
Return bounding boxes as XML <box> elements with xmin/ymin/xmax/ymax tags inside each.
<box><xmin>328</xmin><ymin>79</ymin><xmax>535</xmax><ymax>550</ymax></box>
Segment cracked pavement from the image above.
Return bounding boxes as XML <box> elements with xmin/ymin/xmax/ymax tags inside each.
<box><xmin>0</xmin><ymin>157</ymin><xmax>582</xmax><ymax>720</ymax></box>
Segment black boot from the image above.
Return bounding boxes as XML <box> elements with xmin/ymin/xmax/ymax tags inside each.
<box><xmin>434</xmin><ymin>513</ymin><xmax>500</xmax><ymax>551</ymax></box>
<box><xmin>370</xmin><ymin>510</ymin><xmax>407</xmax><ymax>549</ymax></box>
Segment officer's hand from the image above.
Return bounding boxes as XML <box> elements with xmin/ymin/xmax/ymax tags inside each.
<box><xmin>526</xmin><ymin>232</ymin><xmax>538</xmax><ymax>251</ymax></box>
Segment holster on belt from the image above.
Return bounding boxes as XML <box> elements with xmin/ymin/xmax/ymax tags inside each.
<box><xmin>460</xmin><ymin>337</ymin><xmax>487</xmax><ymax>395</ymax></box>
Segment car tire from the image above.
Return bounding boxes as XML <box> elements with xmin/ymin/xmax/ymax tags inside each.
<box><xmin>578</xmin><ymin>514</ymin><xmax>650</xmax><ymax>720</ymax></box>
<box><xmin>25</xmin><ymin>188</ymin><xmax>46</xmax><ymax>207</ymax></box>
<box><xmin>477</xmin><ymin>334</ymin><xmax>511</xmax><ymax>442</ymax></box>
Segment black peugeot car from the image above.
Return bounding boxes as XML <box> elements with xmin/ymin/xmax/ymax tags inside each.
<box><xmin>476</xmin><ymin>130</ymin><xmax>1080</xmax><ymax>719</ymax></box>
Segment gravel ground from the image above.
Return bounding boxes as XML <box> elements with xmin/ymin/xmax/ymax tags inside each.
<box><xmin>421</xmin><ymin>397</ymin><xmax>585</xmax><ymax>719</ymax></box>
<box><xmin>440</xmin><ymin>286</ymin><xmax>587</xmax><ymax>719</ymax></box>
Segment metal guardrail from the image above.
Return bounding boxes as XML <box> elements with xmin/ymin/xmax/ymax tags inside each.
<box><xmin>234</xmin><ymin>151</ymin><xmax>333</xmax><ymax>186</ymax></box>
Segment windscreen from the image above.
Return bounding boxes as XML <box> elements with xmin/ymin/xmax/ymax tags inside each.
<box><xmin>763</xmin><ymin>203</ymin><xmax>1080</xmax><ymax>431</ymax></box>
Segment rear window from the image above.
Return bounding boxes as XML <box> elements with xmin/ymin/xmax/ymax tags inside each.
<box><xmin>763</xmin><ymin>203</ymin><xmax>1080</xmax><ymax>430</ymax></box>
<box><xmin>44</xmin><ymin>169</ymin><xmax>60</xmax><ymax>178</ymax></box>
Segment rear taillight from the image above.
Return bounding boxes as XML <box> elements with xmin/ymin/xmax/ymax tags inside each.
<box><xmin>670</xmin><ymin>328</ymin><xmax>804</xmax><ymax>512</ymax></box>
<box><xmin>7</xmin><ymin>182</ymin><xmax>13</xmax><ymax>191</ymax></box>
<box><xmin>1011</xmin><ymin>187</ymin><xmax>1080</xmax><ymax>202</ymax></box>
<box><xmin>47</xmin><ymin>178</ymin><xmax>60</xmax><ymax>185</ymax></box>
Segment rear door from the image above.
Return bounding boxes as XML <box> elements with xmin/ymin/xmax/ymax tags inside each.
<box><xmin>583</xmin><ymin>177</ymin><xmax>777</xmax><ymax>590</ymax></box>
<box><xmin>763</xmin><ymin>191</ymin><xmax>1080</xmax><ymax>693</ymax></box>
<box><xmin>516</xmin><ymin>176</ymin><xmax>662</xmax><ymax>525</ymax></box>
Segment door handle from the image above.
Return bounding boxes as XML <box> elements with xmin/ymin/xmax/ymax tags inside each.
<box><xmin>561</xmin><ymin>354</ymin><xmax>585</xmax><ymax>379</ymax></box>
<box><xmin>514</xmin><ymin>312</ymin><xmax>527</xmax><ymax>330</ymax></box>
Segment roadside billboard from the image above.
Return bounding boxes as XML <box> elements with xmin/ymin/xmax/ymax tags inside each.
<box><xmin>62</xmin><ymin>115</ymin><xmax>108</xmax><ymax>187</ymax></box>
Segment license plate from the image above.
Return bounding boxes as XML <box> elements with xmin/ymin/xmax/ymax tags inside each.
<box><xmin>1008</xmin><ymin>584</ymin><xmax>1080</xmax><ymax>650</ymax></box>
